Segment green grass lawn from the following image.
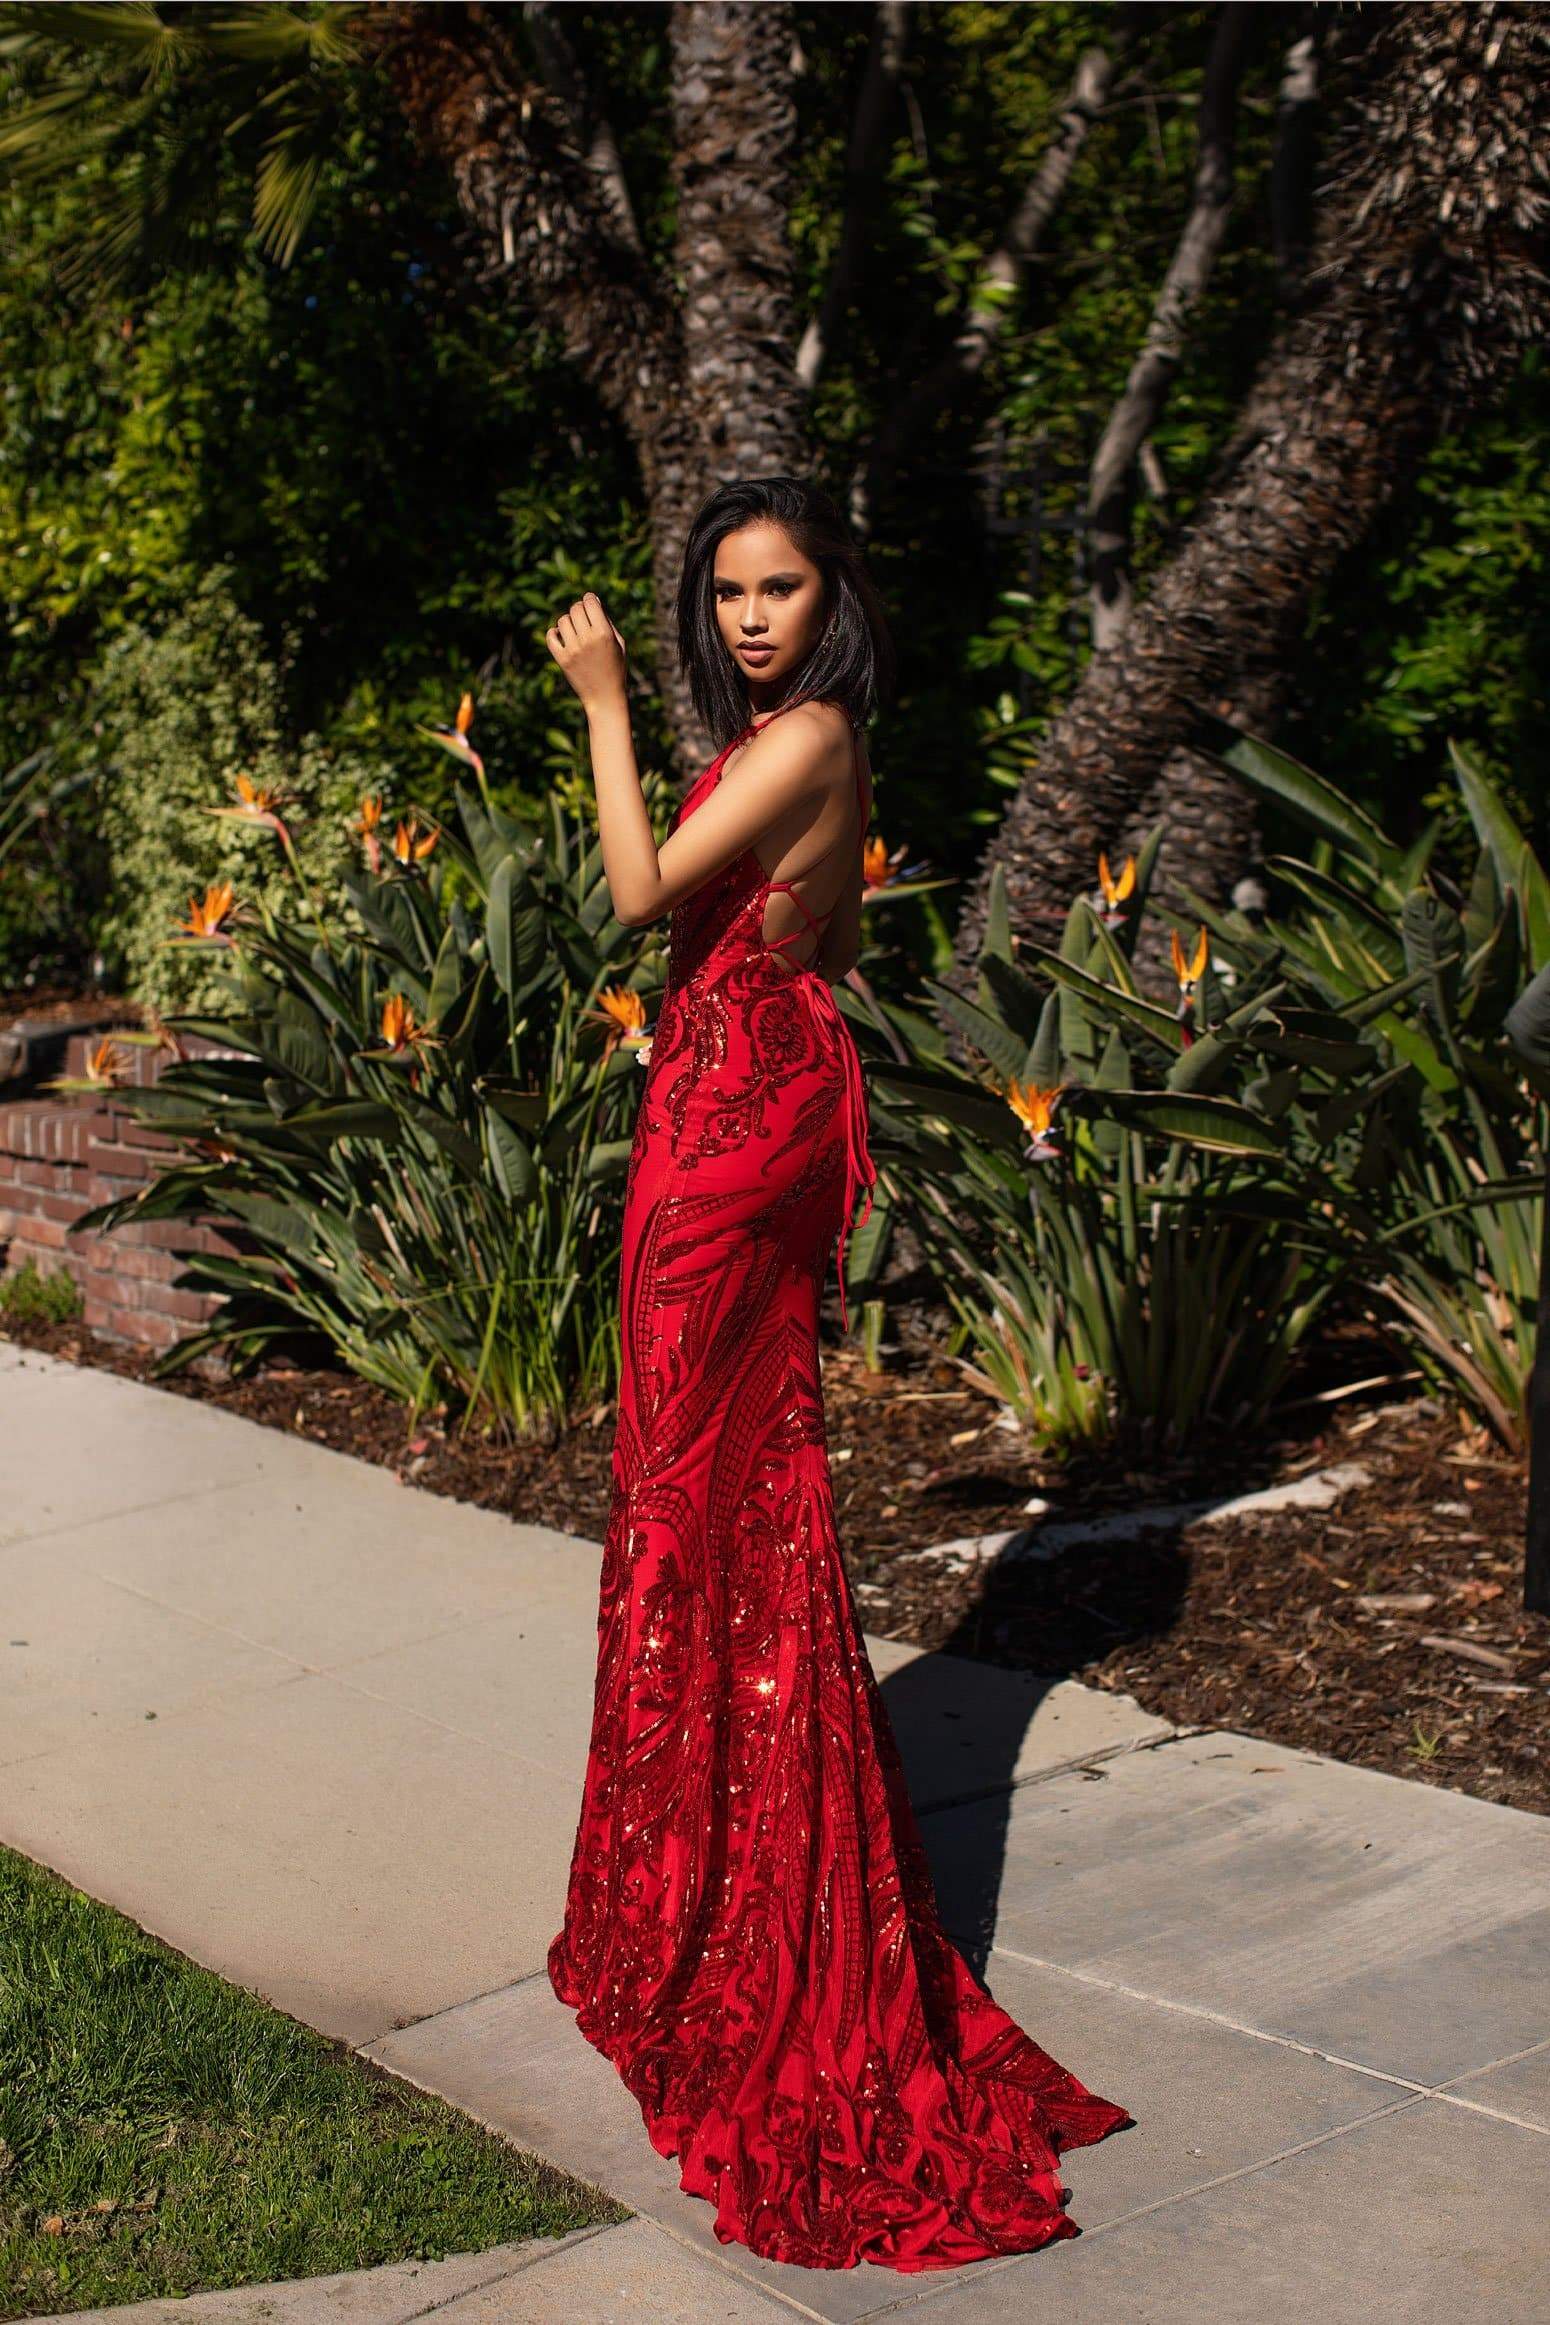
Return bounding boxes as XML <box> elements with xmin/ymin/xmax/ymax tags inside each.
<box><xmin>0</xmin><ymin>1844</ymin><xmax>628</xmax><ymax>2317</ymax></box>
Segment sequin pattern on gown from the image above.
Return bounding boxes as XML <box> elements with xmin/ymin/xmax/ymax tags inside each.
<box><xmin>547</xmin><ymin>702</ymin><xmax>1135</xmax><ymax>2271</ymax></box>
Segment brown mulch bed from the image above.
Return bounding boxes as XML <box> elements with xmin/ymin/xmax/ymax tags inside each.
<box><xmin>3</xmin><ymin>1303</ymin><xmax>1546</xmax><ymax>1818</ymax></box>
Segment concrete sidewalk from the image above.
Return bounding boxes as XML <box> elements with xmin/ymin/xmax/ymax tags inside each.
<box><xmin>3</xmin><ymin>1339</ymin><xmax>1547</xmax><ymax>2322</ymax></box>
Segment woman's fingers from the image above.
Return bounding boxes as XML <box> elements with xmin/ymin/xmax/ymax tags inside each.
<box><xmin>548</xmin><ymin>597</ymin><xmax>601</xmax><ymax>645</ymax></box>
<box><xmin>545</xmin><ymin>594</ymin><xmax>624</xmax><ymax>694</ymax></box>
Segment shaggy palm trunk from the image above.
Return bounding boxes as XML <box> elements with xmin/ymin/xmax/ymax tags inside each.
<box><xmin>949</xmin><ymin>1</ymin><xmax>1550</xmax><ymax>989</ymax></box>
<box><xmin>369</xmin><ymin>1</ymin><xmax>812</xmax><ymax>773</ymax></box>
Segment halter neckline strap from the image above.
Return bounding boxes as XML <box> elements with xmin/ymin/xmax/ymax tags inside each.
<box><xmin>711</xmin><ymin>700</ymin><xmax>864</xmax><ymax>811</ymax></box>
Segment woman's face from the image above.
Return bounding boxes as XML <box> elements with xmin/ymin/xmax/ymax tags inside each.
<box><xmin>712</xmin><ymin>521</ymin><xmax>826</xmax><ymax>702</ymax></box>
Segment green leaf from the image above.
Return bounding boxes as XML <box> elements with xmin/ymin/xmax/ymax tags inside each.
<box><xmin>1086</xmin><ymin>1087</ymin><xmax>1282</xmax><ymax>1156</ymax></box>
<box><xmin>484</xmin><ymin>1107</ymin><xmax>537</xmax><ymax>1204</ymax></box>
<box><xmin>1265</xmin><ymin>857</ymin><xmax>1405</xmax><ymax>961</ymax></box>
<box><xmin>1186</xmin><ymin>711</ymin><xmax>1401</xmax><ymax>870</ymax></box>
<box><xmin>1400</xmin><ymin>889</ymin><xmax>1463</xmax><ymax>1029</ymax></box>
<box><xmin>922</xmin><ymin>978</ymin><xmax>1029</xmax><ymax>1084</ymax></box>
<box><xmin>1020</xmin><ymin>941</ymin><xmax>1185</xmax><ymax>1053</ymax></box>
<box><xmin>1450</xmin><ymin>740</ymin><xmax>1550</xmax><ymax>969</ymax></box>
<box><xmin>427</xmin><ymin>923</ymin><xmax>465</xmax><ymax>1028</ymax></box>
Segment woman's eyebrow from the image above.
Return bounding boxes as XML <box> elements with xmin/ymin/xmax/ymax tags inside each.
<box><xmin>715</xmin><ymin>570</ymin><xmax>806</xmax><ymax>585</ymax></box>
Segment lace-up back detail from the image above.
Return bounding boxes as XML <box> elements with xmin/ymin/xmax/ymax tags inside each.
<box><xmin>673</xmin><ymin>702</ymin><xmax>868</xmax><ymax>980</ymax></box>
<box><xmin>653</xmin><ymin>698</ymin><xmax>878</xmax><ymax>1331</ymax></box>
<box><xmin>752</xmin><ymin>715</ymin><xmax>867</xmax><ymax>971</ymax></box>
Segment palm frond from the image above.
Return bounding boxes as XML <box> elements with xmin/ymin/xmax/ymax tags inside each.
<box><xmin>0</xmin><ymin>4</ymin><xmax>193</xmax><ymax>67</ymax></box>
<box><xmin>252</xmin><ymin>113</ymin><xmax>330</xmax><ymax>266</ymax></box>
<box><xmin>0</xmin><ymin>0</ymin><xmax>364</xmax><ymax>294</ymax></box>
<box><xmin>198</xmin><ymin>6</ymin><xmax>367</xmax><ymax>69</ymax></box>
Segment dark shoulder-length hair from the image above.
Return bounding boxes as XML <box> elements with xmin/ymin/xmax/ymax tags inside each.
<box><xmin>674</xmin><ymin>475</ymin><xmax>896</xmax><ymax>754</ymax></box>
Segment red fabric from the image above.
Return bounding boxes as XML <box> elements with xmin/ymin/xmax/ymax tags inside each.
<box><xmin>548</xmin><ymin>706</ymin><xmax>1135</xmax><ymax>2271</ymax></box>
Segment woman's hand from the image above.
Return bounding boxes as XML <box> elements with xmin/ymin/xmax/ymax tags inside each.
<box><xmin>545</xmin><ymin>592</ymin><xmax>628</xmax><ymax>715</ymax></box>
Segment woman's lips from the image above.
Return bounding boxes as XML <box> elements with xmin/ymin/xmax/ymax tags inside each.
<box><xmin>739</xmin><ymin>643</ymin><xmax>775</xmax><ymax>661</ymax></box>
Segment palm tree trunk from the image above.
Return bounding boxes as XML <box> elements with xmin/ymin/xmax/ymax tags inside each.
<box><xmin>949</xmin><ymin>0</ymin><xmax>1550</xmax><ymax>987</ymax></box>
<box><xmin>368</xmin><ymin>1</ymin><xmax>812</xmax><ymax>774</ymax></box>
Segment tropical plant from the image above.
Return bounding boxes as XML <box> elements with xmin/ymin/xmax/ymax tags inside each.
<box><xmin>71</xmin><ymin>705</ymin><xmax>672</xmax><ymax>1442</ymax></box>
<box><xmin>860</xmin><ymin>709</ymin><xmax>1550</xmax><ymax>1452</ymax></box>
<box><xmin>862</xmin><ymin>832</ymin><xmax>1350</xmax><ymax>1451</ymax></box>
<box><xmin>1172</xmin><ymin>716</ymin><xmax>1548</xmax><ymax>1448</ymax></box>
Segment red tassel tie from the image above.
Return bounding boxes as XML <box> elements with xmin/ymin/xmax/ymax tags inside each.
<box><xmin>790</xmin><ymin>971</ymin><xmax>877</xmax><ymax>1330</ymax></box>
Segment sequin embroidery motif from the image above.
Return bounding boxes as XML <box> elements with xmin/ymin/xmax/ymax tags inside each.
<box><xmin>547</xmin><ymin>702</ymin><xmax>1136</xmax><ymax>2272</ymax></box>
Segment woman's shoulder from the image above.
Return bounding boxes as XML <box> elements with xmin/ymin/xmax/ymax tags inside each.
<box><xmin>783</xmin><ymin>695</ymin><xmax>856</xmax><ymax>760</ymax></box>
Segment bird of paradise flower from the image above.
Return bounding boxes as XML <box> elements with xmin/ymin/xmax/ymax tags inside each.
<box><xmin>1092</xmin><ymin>852</ymin><xmax>1137</xmax><ymax>928</ymax></box>
<box><xmin>389</xmin><ymin>812</ymin><xmax>439</xmax><ymax>869</ymax></box>
<box><xmin>205</xmin><ymin>771</ymin><xmax>296</xmax><ymax>846</ymax></box>
<box><xmin>204</xmin><ymin>773</ymin><xmax>340</xmax><ymax>948</ymax></box>
<box><xmin>43</xmin><ymin>1035</ymin><xmax>134</xmax><ymax>1096</ymax></box>
<box><xmin>167</xmin><ymin>879</ymin><xmax>242</xmax><ymax>947</ymax></box>
<box><xmin>351</xmin><ymin>794</ymin><xmax>385</xmax><ymax>874</ymax></box>
<box><xmin>356</xmin><ymin>993</ymin><xmax>444</xmax><ymax>1091</ymax></box>
<box><xmin>1004</xmin><ymin>1076</ymin><xmax>1066</xmax><ymax>1161</ymax></box>
<box><xmin>586</xmin><ymin>984</ymin><xmax>656</xmax><ymax>1066</ymax></box>
<box><xmin>418</xmin><ymin>691</ymin><xmax>487</xmax><ymax>802</ymax></box>
<box><xmin>1171</xmin><ymin>926</ymin><xmax>1209</xmax><ymax>1046</ymax></box>
<box><xmin>46</xmin><ymin>1008</ymin><xmax>188</xmax><ymax>1093</ymax></box>
<box><xmin>861</xmin><ymin>832</ymin><xmax>941</xmax><ymax>897</ymax></box>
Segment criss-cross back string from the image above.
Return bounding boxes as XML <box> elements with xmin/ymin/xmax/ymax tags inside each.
<box><xmin>709</xmin><ymin>698</ymin><xmax>875</xmax><ymax>1324</ymax></box>
<box><xmin>715</xmin><ymin>700</ymin><xmax>867</xmax><ymax>974</ymax></box>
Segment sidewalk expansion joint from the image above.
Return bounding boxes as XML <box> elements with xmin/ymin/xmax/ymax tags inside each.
<box><xmin>399</xmin><ymin>2220</ymin><xmax>627</xmax><ymax>2320</ymax></box>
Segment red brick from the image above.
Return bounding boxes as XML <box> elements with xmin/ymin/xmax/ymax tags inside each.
<box><xmin>1</xmin><ymin>1238</ymin><xmax>58</xmax><ymax>1272</ymax></box>
<box><xmin>107</xmin><ymin>1307</ymin><xmax>180</xmax><ymax>1349</ymax></box>
<box><xmin>105</xmin><ymin>1244</ymin><xmax>176</xmax><ymax>1283</ymax></box>
<box><xmin>86</xmin><ymin>1138</ymin><xmax>153</xmax><ymax>1178</ymax></box>
<box><xmin>7</xmin><ymin>1215</ymin><xmax>67</xmax><ymax>1251</ymax></box>
<box><xmin>143</xmin><ymin>1285</ymin><xmax>219</xmax><ymax>1323</ymax></box>
<box><xmin>123</xmin><ymin>1218</ymin><xmax>199</xmax><ymax>1252</ymax></box>
<box><xmin>118</xmin><ymin>1119</ymin><xmax>181</xmax><ymax>1154</ymax></box>
<box><xmin>71</xmin><ymin>1106</ymin><xmax>122</xmax><ymax>1142</ymax></box>
<box><xmin>38</xmin><ymin>1190</ymin><xmax>91</xmax><ymax>1225</ymax></box>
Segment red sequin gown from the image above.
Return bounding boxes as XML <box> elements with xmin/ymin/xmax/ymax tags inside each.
<box><xmin>547</xmin><ymin>701</ymin><xmax>1135</xmax><ymax>2272</ymax></box>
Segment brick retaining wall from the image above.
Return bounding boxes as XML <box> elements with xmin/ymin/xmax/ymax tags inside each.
<box><xmin>0</xmin><ymin>1026</ymin><xmax>242</xmax><ymax>1363</ymax></box>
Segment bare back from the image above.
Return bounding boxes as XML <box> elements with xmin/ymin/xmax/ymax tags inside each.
<box><xmin>717</xmin><ymin>709</ymin><xmax>871</xmax><ymax>979</ymax></box>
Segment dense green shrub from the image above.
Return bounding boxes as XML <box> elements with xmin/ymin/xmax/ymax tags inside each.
<box><xmin>90</xmin><ymin>566</ymin><xmax>387</xmax><ymax>1015</ymax></box>
<box><xmin>0</xmin><ymin>1257</ymin><xmax>84</xmax><ymax>1324</ymax></box>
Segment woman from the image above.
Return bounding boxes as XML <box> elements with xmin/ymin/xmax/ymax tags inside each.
<box><xmin>543</xmin><ymin>476</ymin><xmax>1134</xmax><ymax>2274</ymax></box>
